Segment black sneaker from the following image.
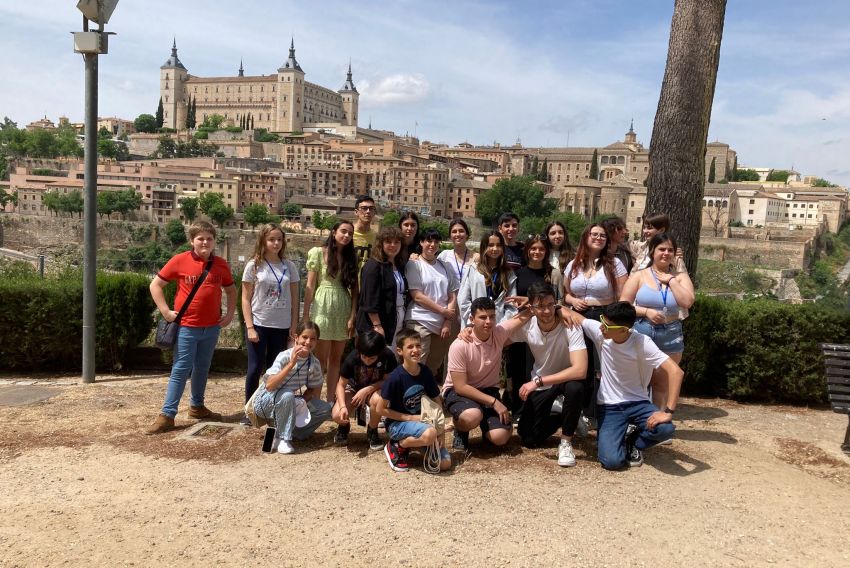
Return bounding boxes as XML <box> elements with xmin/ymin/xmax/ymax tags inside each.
<box><xmin>367</xmin><ymin>427</ymin><xmax>383</xmax><ymax>450</ymax></box>
<box><xmin>628</xmin><ymin>445</ymin><xmax>644</xmax><ymax>467</ymax></box>
<box><xmin>334</xmin><ymin>423</ymin><xmax>350</xmax><ymax>446</ymax></box>
<box><xmin>625</xmin><ymin>424</ymin><xmax>643</xmax><ymax>467</ymax></box>
<box><xmin>452</xmin><ymin>430</ymin><xmax>469</xmax><ymax>451</ymax></box>
<box><xmin>384</xmin><ymin>441</ymin><xmax>409</xmax><ymax>472</ymax></box>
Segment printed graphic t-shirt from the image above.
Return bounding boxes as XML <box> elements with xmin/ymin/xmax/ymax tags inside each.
<box><xmin>380</xmin><ymin>363</ymin><xmax>440</xmax><ymax>426</ymax></box>
<box><xmin>242</xmin><ymin>258</ymin><xmax>300</xmax><ymax>329</ymax></box>
<box><xmin>157</xmin><ymin>251</ymin><xmax>234</xmax><ymax>328</ymax></box>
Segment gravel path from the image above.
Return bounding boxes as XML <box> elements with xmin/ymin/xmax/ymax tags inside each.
<box><xmin>1</xmin><ymin>374</ymin><xmax>849</xmax><ymax>567</ymax></box>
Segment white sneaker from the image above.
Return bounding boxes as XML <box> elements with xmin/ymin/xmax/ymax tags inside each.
<box><xmin>557</xmin><ymin>439</ymin><xmax>576</xmax><ymax>467</ymax></box>
<box><xmin>277</xmin><ymin>440</ymin><xmax>295</xmax><ymax>454</ymax></box>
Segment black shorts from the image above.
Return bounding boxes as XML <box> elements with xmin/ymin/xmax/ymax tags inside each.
<box><xmin>444</xmin><ymin>387</ymin><xmax>511</xmax><ymax>434</ymax></box>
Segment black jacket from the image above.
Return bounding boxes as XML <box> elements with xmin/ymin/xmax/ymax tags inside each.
<box><xmin>356</xmin><ymin>259</ymin><xmax>409</xmax><ymax>337</ymax></box>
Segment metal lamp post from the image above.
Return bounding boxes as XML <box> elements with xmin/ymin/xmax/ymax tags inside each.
<box><xmin>73</xmin><ymin>0</ymin><xmax>118</xmax><ymax>383</ymax></box>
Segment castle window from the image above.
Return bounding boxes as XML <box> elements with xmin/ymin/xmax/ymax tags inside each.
<box><xmin>165</xmin><ymin>73</ymin><xmax>169</xmax><ymax>80</ymax></box>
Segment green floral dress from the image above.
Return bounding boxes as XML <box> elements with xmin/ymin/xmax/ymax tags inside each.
<box><xmin>306</xmin><ymin>246</ymin><xmax>353</xmax><ymax>341</ymax></box>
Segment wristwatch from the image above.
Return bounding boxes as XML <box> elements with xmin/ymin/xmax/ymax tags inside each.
<box><xmin>663</xmin><ymin>406</ymin><xmax>675</xmax><ymax>414</ymax></box>
<box><xmin>533</xmin><ymin>374</ymin><xmax>544</xmax><ymax>387</ymax></box>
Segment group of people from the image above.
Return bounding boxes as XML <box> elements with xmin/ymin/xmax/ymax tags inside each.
<box><xmin>145</xmin><ymin>194</ymin><xmax>693</xmax><ymax>473</ymax></box>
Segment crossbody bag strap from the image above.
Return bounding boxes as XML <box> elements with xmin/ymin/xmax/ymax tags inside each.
<box><xmin>174</xmin><ymin>258</ymin><xmax>215</xmax><ymax>325</ymax></box>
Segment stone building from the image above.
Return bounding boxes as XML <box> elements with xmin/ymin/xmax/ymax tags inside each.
<box><xmin>160</xmin><ymin>39</ymin><xmax>359</xmax><ymax>134</ymax></box>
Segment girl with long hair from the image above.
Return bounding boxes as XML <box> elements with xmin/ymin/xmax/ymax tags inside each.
<box><xmin>457</xmin><ymin>230</ymin><xmax>517</xmax><ymax>325</ymax></box>
<box><xmin>303</xmin><ymin>220</ymin><xmax>359</xmax><ymax>404</ymax></box>
<box><xmin>621</xmin><ymin>233</ymin><xmax>694</xmax><ymax>407</ymax></box>
<box><xmin>505</xmin><ymin>234</ymin><xmax>553</xmax><ymax>415</ymax></box>
<box><xmin>240</xmin><ymin>224</ymin><xmax>300</xmax><ymax>422</ymax></box>
<box><xmin>545</xmin><ymin>220</ymin><xmax>574</xmax><ymax>301</ymax></box>
<box><xmin>438</xmin><ymin>218</ymin><xmax>474</xmax><ymax>329</ymax></box>
<box><xmin>563</xmin><ymin>223</ymin><xmax>628</xmax><ymax>422</ymax></box>
<box><xmin>398</xmin><ymin>211</ymin><xmax>422</xmax><ymax>260</ymax></box>
<box><xmin>357</xmin><ymin>227</ymin><xmax>409</xmax><ymax>346</ymax></box>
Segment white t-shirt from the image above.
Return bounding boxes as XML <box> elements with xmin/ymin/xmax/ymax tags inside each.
<box><xmin>581</xmin><ymin>319</ymin><xmax>668</xmax><ymax>404</ymax></box>
<box><xmin>438</xmin><ymin>248</ymin><xmax>473</xmax><ymax>286</ymax></box>
<box><xmin>242</xmin><ymin>258</ymin><xmax>300</xmax><ymax>329</ymax></box>
<box><xmin>405</xmin><ymin>256</ymin><xmax>459</xmax><ymax>334</ymax></box>
<box><xmin>511</xmin><ymin>317</ymin><xmax>586</xmax><ymax>391</ymax></box>
<box><xmin>564</xmin><ymin>258</ymin><xmax>627</xmax><ymax>303</ymax></box>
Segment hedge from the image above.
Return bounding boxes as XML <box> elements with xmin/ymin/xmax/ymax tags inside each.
<box><xmin>681</xmin><ymin>296</ymin><xmax>850</xmax><ymax>404</ymax></box>
<box><xmin>0</xmin><ymin>272</ymin><xmax>155</xmax><ymax>371</ymax></box>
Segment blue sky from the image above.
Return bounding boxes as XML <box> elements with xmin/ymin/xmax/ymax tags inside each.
<box><xmin>2</xmin><ymin>1</ymin><xmax>850</xmax><ymax>185</ymax></box>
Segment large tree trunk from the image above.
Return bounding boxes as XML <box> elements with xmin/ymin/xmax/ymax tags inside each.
<box><xmin>645</xmin><ymin>0</ymin><xmax>727</xmax><ymax>277</ymax></box>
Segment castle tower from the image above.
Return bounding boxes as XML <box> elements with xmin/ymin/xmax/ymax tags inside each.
<box><xmin>625</xmin><ymin>118</ymin><xmax>637</xmax><ymax>144</ymax></box>
<box><xmin>276</xmin><ymin>38</ymin><xmax>305</xmax><ymax>133</ymax></box>
<box><xmin>160</xmin><ymin>38</ymin><xmax>188</xmax><ymax>129</ymax></box>
<box><xmin>338</xmin><ymin>62</ymin><xmax>359</xmax><ymax>127</ymax></box>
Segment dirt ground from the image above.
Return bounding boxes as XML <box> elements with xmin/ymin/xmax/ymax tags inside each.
<box><xmin>1</xmin><ymin>373</ymin><xmax>849</xmax><ymax>568</ymax></box>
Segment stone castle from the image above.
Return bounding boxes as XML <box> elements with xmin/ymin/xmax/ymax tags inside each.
<box><xmin>160</xmin><ymin>39</ymin><xmax>359</xmax><ymax>135</ymax></box>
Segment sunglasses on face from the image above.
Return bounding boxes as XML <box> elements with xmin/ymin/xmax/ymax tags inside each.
<box><xmin>600</xmin><ymin>315</ymin><xmax>629</xmax><ymax>332</ymax></box>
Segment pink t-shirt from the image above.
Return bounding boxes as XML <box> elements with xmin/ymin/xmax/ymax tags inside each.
<box><xmin>444</xmin><ymin>323</ymin><xmax>511</xmax><ymax>392</ymax></box>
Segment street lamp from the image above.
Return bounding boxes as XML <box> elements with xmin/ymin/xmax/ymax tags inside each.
<box><xmin>73</xmin><ymin>0</ymin><xmax>118</xmax><ymax>384</ymax></box>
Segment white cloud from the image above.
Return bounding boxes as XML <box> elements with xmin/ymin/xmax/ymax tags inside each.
<box><xmin>359</xmin><ymin>74</ymin><xmax>430</xmax><ymax>107</ymax></box>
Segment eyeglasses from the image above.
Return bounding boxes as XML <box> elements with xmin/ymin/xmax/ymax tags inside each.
<box><xmin>531</xmin><ymin>302</ymin><xmax>558</xmax><ymax>312</ymax></box>
<box><xmin>600</xmin><ymin>315</ymin><xmax>629</xmax><ymax>332</ymax></box>
<box><xmin>589</xmin><ymin>232</ymin><xmax>608</xmax><ymax>240</ymax></box>
<box><xmin>358</xmin><ymin>206</ymin><xmax>376</xmax><ymax>212</ymax></box>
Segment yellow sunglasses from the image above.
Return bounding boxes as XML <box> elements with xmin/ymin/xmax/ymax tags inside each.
<box><xmin>600</xmin><ymin>315</ymin><xmax>629</xmax><ymax>332</ymax></box>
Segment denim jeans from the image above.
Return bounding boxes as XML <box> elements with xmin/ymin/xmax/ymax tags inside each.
<box><xmin>161</xmin><ymin>325</ymin><xmax>220</xmax><ymax>418</ymax></box>
<box><xmin>244</xmin><ymin>325</ymin><xmax>289</xmax><ymax>402</ymax></box>
<box><xmin>255</xmin><ymin>390</ymin><xmax>332</xmax><ymax>442</ymax></box>
<box><xmin>597</xmin><ymin>399</ymin><xmax>675</xmax><ymax>470</ymax></box>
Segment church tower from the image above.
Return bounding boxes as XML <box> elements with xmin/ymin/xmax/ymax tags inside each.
<box><xmin>276</xmin><ymin>38</ymin><xmax>305</xmax><ymax>133</ymax></box>
<box><xmin>625</xmin><ymin>119</ymin><xmax>637</xmax><ymax>145</ymax></box>
<box><xmin>338</xmin><ymin>62</ymin><xmax>359</xmax><ymax>127</ymax></box>
<box><xmin>160</xmin><ymin>39</ymin><xmax>188</xmax><ymax>129</ymax></box>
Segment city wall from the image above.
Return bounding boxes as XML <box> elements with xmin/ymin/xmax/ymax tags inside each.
<box><xmin>699</xmin><ymin>236</ymin><xmax>810</xmax><ymax>270</ymax></box>
<box><xmin>0</xmin><ymin>214</ymin><xmax>324</xmax><ymax>266</ymax></box>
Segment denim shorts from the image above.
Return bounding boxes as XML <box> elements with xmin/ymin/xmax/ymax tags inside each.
<box><xmin>387</xmin><ymin>420</ymin><xmax>431</xmax><ymax>441</ymax></box>
<box><xmin>633</xmin><ymin>318</ymin><xmax>684</xmax><ymax>354</ymax></box>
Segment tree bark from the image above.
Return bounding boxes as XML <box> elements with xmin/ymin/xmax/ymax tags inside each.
<box><xmin>645</xmin><ymin>0</ymin><xmax>727</xmax><ymax>277</ymax></box>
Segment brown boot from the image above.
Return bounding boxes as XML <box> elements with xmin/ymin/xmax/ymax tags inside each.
<box><xmin>146</xmin><ymin>414</ymin><xmax>175</xmax><ymax>435</ymax></box>
<box><xmin>188</xmin><ymin>405</ymin><xmax>221</xmax><ymax>421</ymax></box>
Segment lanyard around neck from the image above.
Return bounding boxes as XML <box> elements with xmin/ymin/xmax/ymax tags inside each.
<box><xmin>650</xmin><ymin>269</ymin><xmax>669</xmax><ymax>307</ymax></box>
<box><xmin>453</xmin><ymin>249</ymin><xmax>468</xmax><ymax>281</ymax></box>
<box><xmin>265</xmin><ymin>259</ymin><xmax>286</xmax><ymax>295</ymax></box>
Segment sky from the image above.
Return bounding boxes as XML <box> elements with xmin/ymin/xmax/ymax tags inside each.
<box><xmin>2</xmin><ymin>1</ymin><xmax>850</xmax><ymax>185</ymax></box>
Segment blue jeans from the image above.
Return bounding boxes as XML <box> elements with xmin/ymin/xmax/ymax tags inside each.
<box><xmin>387</xmin><ymin>420</ymin><xmax>431</xmax><ymax>441</ymax></box>
<box><xmin>245</xmin><ymin>325</ymin><xmax>289</xmax><ymax>401</ymax></box>
<box><xmin>255</xmin><ymin>391</ymin><xmax>332</xmax><ymax>442</ymax></box>
<box><xmin>161</xmin><ymin>325</ymin><xmax>220</xmax><ymax>418</ymax></box>
<box><xmin>597</xmin><ymin>400</ymin><xmax>675</xmax><ymax>470</ymax></box>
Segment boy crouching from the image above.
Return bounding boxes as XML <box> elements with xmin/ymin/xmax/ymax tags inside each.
<box><xmin>377</xmin><ymin>329</ymin><xmax>452</xmax><ymax>473</ymax></box>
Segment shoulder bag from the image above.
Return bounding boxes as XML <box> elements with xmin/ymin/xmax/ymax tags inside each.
<box><xmin>155</xmin><ymin>258</ymin><xmax>214</xmax><ymax>350</ymax></box>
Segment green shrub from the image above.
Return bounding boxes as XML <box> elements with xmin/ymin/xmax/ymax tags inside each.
<box><xmin>0</xmin><ymin>272</ymin><xmax>155</xmax><ymax>371</ymax></box>
<box><xmin>681</xmin><ymin>296</ymin><xmax>850</xmax><ymax>404</ymax></box>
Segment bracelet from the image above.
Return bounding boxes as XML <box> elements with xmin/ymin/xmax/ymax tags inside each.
<box><xmin>246</xmin><ymin>325</ymin><xmax>254</xmax><ymax>330</ymax></box>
